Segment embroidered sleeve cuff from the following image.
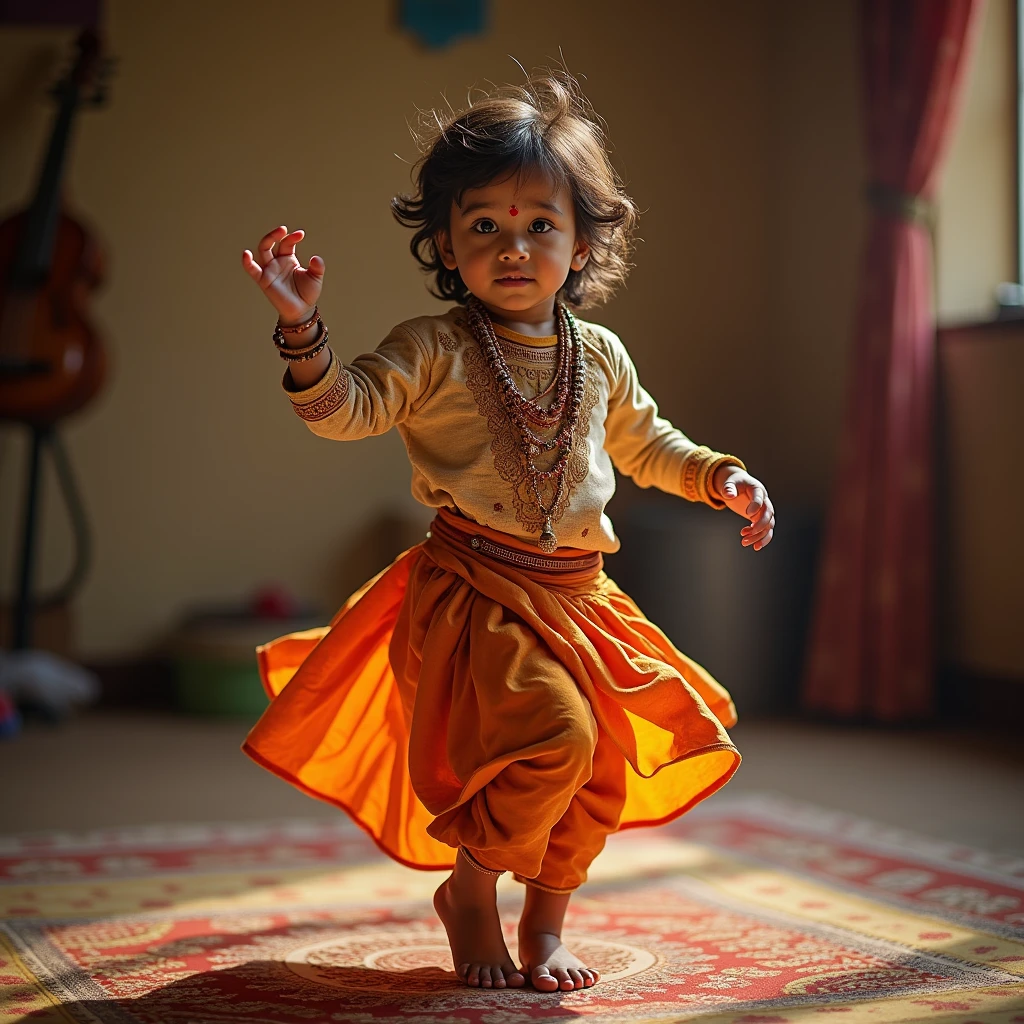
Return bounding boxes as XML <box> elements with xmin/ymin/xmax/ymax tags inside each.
<box><xmin>681</xmin><ymin>447</ymin><xmax>747</xmax><ymax>509</ymax></box>
<box><xmin>282</xmin><ymin>350</ymin><xmax>350</xmax><ymax>422</ymax></box>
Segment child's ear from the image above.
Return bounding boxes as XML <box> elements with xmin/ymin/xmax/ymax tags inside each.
<box><xmin>436</xmin><ymin>230</ymin><xmax>458</xmax><ymax>271</ymax></box>
<box><xmin>571</xmin><ymin>238</ymin><xmax>591</xmax><ymax>272</ymax></box>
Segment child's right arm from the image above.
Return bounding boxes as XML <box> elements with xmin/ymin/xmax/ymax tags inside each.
<box><xmin>242</xmin><ymin>225</ymin><xmax>330</xmax><ymax>390</ymax></box>
<box><xmin>242</xmin><ymin>224</ymin><xmax>433</xmax><ymax>439</ymax></box>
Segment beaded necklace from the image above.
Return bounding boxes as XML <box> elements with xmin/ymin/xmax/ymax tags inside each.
<box><xmin>466</xmin><ymin>297</ymin><xmax>587</xmax><ymax>552</ymax></box>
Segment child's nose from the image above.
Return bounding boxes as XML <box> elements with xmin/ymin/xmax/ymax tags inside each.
<box><xmin>499</xmin><ymin>243</ymin><xmax>529</xmax><ymax>261</ymax></box>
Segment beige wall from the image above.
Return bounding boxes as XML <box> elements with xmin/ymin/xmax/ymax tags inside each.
<box><xmin>761</xmin><ymin>0</ymin><xmax>865</xmax><ymax>508</ymax></box>
<box><xmin>0</xmin><ymin>0</ymin><xmax>1016</xmax><ymax>672</ymax></box>
<box><xmin>0</xmin><ymin>1</ymin><xmax>775</xmax><ymax>658</ymax></box>
<box><xmin>937</xmin><ymin>0</ymin><xmax>1017</xmax><ymax>322</ymax></box>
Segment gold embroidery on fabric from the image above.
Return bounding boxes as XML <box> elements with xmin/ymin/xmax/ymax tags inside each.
<box><xmin>498</xmin><ymin>338</ymin><xmax>557</xmax><ymax>364</ymax></box>
<box><xmin>464</xmin><ymin>340</ymin><xmax>599</xmax><ymax>535</ymax></box>
<box><xmin>292</xmin><ymin>373</ymin><xmax>350</xmax><ymax>421</ymax></box>
<box><xmin>510</xmin><ymin>363</ymin><xmax>556</xmax><ymax>391</ymax></box>
<box><xmin>437</xmin><ymin>330</ymin><xmax>459</xmax><ymax>352</ymax></box>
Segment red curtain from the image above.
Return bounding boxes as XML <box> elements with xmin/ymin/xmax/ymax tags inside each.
<box><xmin>802</xmin><ymin>0</ymin><xmax>984</xmax><ymax>721</ymax></box>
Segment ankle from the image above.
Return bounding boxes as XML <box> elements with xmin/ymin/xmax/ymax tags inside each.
<box><xmin>519</xmin><ymin>925</ymin><xmax>562</xmax><ymax>943</ymax></box>
<box><xmin>448</xmin><ymin>857</ymin><xmax>500</xmax><ymax>899</ymax></box>
<box><xmin>520</xmin><ymin>887</ymin><xmax>572</xmax><ymax>935</ymax></box>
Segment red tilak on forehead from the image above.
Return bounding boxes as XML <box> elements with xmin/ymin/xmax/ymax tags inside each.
<box><xmin>509</xmin><ymin>205</ymin><xmax>519</xmax><ymax>216</ymax></box>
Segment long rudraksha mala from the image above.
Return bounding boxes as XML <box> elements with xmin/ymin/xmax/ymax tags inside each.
<box><xmin>466</xmin><ymin>296</ymin><xmax>587</xmax><ymax>553</ymax></box>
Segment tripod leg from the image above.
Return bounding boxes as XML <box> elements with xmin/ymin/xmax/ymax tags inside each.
<box><xmin>12</xmin><ymin>424</ymin><xmax>51</xmax><ymax>651</ymax></box>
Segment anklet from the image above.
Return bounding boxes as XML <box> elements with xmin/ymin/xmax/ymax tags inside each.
<box><xmin>459</xmin><ymin>846</ymin><xmax>504</xmax><ymax>876</ymax></box>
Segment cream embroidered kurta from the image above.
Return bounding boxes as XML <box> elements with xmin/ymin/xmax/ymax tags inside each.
<box><xmin>284</xmin><ymin>306</ymin><xmax>713</xmax><ymax>553</ymax></box>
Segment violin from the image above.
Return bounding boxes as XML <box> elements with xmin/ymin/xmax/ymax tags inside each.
<box><xmin>0</xmin><ymin>28</ymin><xmax>114</xmax><ymax>425</ymax></box>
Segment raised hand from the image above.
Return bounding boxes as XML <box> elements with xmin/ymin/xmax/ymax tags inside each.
<box><xmin>241</xmin><ymin>225</ymin><xmax>325</xmax><ymax>324</ymax></box>
<box><xmin>712</xmin><ymin>465</ymin><xmax>776</xmax><ymax>551</ymax></box>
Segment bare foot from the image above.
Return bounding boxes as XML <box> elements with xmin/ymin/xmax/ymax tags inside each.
<box><xmin>518</xmin><ymin>928</ymin><xmax>600</xmax><ymax>991</ymax></box>
<box><xmin>433</xmin><ymin>858</ymin><xmax>525</xmax><ymax>989</ymax></box>
<box><xmin>518</xmin><ymin>886</ymin><xmax>600</xmax><ymax>991</ymax></box>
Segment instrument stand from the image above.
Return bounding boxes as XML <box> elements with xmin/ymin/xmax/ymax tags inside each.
<box><xmin>13</xmin><ymin>424</ymin><xmax>48</xmax><ymax>648</ymax></box>
<box><xmin>10</xmin><ymin>422</ymin><xmax>91</xmax><ymax>650</ymax></box>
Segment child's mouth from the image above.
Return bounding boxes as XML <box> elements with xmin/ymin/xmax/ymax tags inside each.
<box><xmin>496</xmin><ymin>276</ymin><xmax>533</xmax><ymax>287</ymax></box>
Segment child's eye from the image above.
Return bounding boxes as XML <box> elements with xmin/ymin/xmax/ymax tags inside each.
<box><xmin>472</xmin><ymin>219</ymin><xmax>498</xmax><ymax>234</ymax></box>
<box><xmin>530</xmin><ymin>219</ymin><xmax>553</xmax><ymax>233</ymax></box>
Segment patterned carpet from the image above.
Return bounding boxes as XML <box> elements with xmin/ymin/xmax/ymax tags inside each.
<box><xmin>1</xmin><ymin>794</ymin><xmax>1022</xmax><ymax>1023</ymax></box>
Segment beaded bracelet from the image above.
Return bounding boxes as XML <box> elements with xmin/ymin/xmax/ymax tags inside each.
<box><xmin>275</xmin><ymin>323</ymin><xmax>330</xmax><ymax>362</ymax></box>
<box><xmin>277</xmin><ymin>306</ymin><xmax>320</xmax><ymax>333</ymax></box>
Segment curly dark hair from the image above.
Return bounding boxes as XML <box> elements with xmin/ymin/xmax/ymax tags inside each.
<box><xmin>391</xmin><ymin>70</ymin><xmax>639</xmax><ymax>310</ymax></box>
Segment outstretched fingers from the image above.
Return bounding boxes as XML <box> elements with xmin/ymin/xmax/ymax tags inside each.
<box><xmin>275</xmin><ymin>227</ymin><xmax>304</xmax><ymax>260</ymax></box>
<box><xmin>739</xmin><ymin>482</ymin><xmax>775</xmax><ymax>550</ymax></box>
<box><xmin>255</xmin><ymin>225</ymin><xmax>287</xmax><ymax>267</ymax></box>
<box><xmin>242</xmin><ymin>225</ymin><xmax>290</xmax><ymax>282</ymax></box>
<box><xmin>742</xmin><ymin>505</ymin><xmax>776</xmax><ymax>549</ymax></box>
<box><xmin>248</xmin><ymin>225</ymin><xmax>304</xmax><ymax>269</ymax></box>
<box><xmin>744</xmin><ymin>483</ymin><xmax>767</xmax><ymax>519</ymax></box>
<box><xmin>241</xmin><ymin>249</ymin><xmax>262</xmax><ymax>281</ymax></box>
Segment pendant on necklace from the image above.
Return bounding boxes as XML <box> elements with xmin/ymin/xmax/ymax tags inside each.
<box><xmin>538</xmin><ymin>517</ymin><xmax>558</xmax><ymax>553</ymax></box>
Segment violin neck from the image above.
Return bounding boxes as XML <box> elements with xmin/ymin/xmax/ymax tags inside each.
<box><xmin>8</xmin><ymin>84</ymin><xmax>81</xmax><ymax>290</ymax></box>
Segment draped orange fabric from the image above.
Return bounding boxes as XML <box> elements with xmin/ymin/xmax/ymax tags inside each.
<box><xmin>243</xmin><ymin>509</ymin><xmax>740</xmax><ymax>881</ymax></box>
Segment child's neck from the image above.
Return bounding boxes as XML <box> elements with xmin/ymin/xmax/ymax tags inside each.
<box><xmin>478</xmin><ymin>297</ymin><xmax>558</xmax><ymax>338</ymax></box>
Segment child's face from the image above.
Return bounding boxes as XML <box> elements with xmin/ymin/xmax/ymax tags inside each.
<box><xmin>437</xmin><ymin>168</ymin><xmax>590</xmax><ymax>320</ymax></box>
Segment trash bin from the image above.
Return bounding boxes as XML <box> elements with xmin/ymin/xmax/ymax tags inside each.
<box><xmin>171</xmin><ymin>608</ymin><xmax>321</xmax><ymax>718</ymax></box>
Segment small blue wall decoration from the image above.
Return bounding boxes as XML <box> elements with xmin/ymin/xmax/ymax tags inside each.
<box><xmin>398</xmin><ymin>0</ymin><xmax>488</xmax><ymax>50</ymax></box>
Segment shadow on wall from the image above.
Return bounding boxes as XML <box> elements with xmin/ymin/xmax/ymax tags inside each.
<box><xmin>325</xmin><ymin>507</ymin><xmax>433</xmax><ymax>611</ymax></box>
<box><xmin>607</xmin><ymin>495</ymin><xmax>821</xmax><ymax>718</ymax></box>
<box><xmin>84</xmin><ymin>506</ymin><xmax>433</xmax><ymax>714</ymax></box>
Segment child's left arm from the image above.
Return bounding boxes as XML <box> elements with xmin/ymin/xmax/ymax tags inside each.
<box><xmin>599</xmin><ymin>327</ymin><xmax>775</xmax><ymax>551</ymax></box>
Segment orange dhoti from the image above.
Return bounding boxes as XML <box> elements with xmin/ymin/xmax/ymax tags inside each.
<box><xmin>243</xmin><ymin>509</ymin><xmax>740</xmax><ymax>892</ymax></box>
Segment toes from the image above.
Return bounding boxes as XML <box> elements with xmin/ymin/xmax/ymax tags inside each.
<box><xmin>462</xmin><ymin>963</ymin><xmax>519</xmax><ymax>989</ymax></box>
<box><xmin>580</xmin><ymin>968</ymin><xmax>595</xmax><ymax>986</ymax></box>
<box><xmin>554</xmin><ymin>967</ymin><xmax>573</xmax><ymax>990</ymax></box>
<box><xmin>531</xmin><ymin>966</ymin><xmax>560</xmax><ymax>992</ymax></box>
<box><xmin>568</xmin><ymin>968</ymin><xmax>584</xmax><ymax>989</ymax></box>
